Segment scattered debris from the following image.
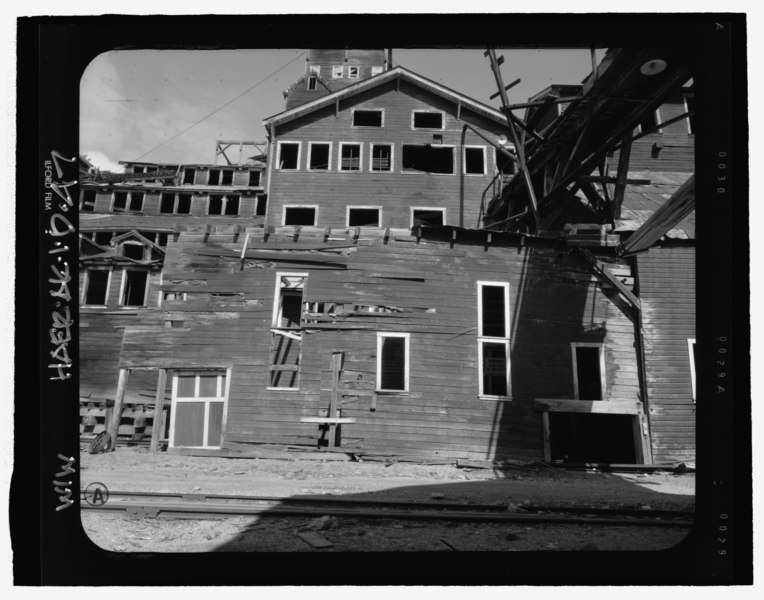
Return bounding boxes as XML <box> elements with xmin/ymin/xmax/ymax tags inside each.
<box><xmin>297</xmin><ymin>531</ymin><xmax>333</xmax><ymax>549</ymax></box>
<box><xmin>306</xmin><ymin>515</ymin><xmax>340</xmax><ymax>531</ymax></box>
<box><xmin>440</xmin><ymin>539</ymin><xmax>458</xmax><ymax>551</ymax></box>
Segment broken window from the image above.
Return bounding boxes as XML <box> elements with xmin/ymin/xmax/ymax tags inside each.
<box><xmin>402</xmin><ymin>145</ymin><xmax>454</xmax><ymax>174</ymax></box>
<box><xmin>248</xmin><ymin>170</ymin><xmax>261</xmax><ymax>186</ymax></box>
<box><xmin>81</xmin><ymin>190</ymin><xmax>96</xmax><ymax>212</ymax></box>
<box><xmin>121</xmin><ymin>242</ymin><xmax>145</xmax><ymax>261</ymax></box>
<box><xmin>94</xmin><ymin>231</ymin><xmax>112</xmax><ymax>246</ymax></box>
<box><xmin>340</xmin><ymin>143</ymin><xmax>361</xmax><ymax>171</ymax></box>
<box><xmin>269</xmin><ymin>274</ymin><xmax>307</xmax><ymax>389</ymax></box>
<box><xmin>353</xmin><ymin>109</ymin><xmax>383</xmax><ymax>127</ymax></box>
<box><xmin>113</xmin><ymin>191</ymin><xmax>143</xmax><ymax>213</ymax></box>
<box><xmin>413</xmin><ymin>111</ymin><xmax>443</xmax><ymax>129</ymax></box>
<box><xmin>83</xmin><ymin>269</ymin><xmax>110</xmax><ymax>305</ymax></box>
<box><xmin>347</xmin><ymin>207</ymin><xmax>381</xmax><ymax>227</ymax></box>
<box><xmin>283</xmin><ymin>206</ymin><xmax>317</xmax><ymax>226</ymax></box>
<box><xmin>221</xmin><ymin>169</ymin><xmax>234</xmax><ymax>185</ymax></box>
<box><xmin>183</xmin><ymin>168</ymin><xmax>196</xmax><ymax>184</ymax></box>
<box><xmin>278</xmin><ymin>142</ymin><xmax>300</xmax><ymax>170</ymax></box>
<box><xmin>572</xmin><ymin>344</ymin><xmax>605</xmax><ymax>400</ymax></box>
<box><xmin>309</xmin><ymin>143</ymin><xmax>331</xmax><ymax>170</ymax></box>
<box><xmin>332</xmin><ymin>65</ymin><xmax>344</xmax><ymax>78</ymax></box>
<box><xmin>376</xmin><ymin>333</ymin><xmax>409</xmax><ymax>392</ymax></box>
<box><xmin>120</xmin><ymin>270</ymin><xmax>149</xmax><ymax>307</ymax></box>
<box><xmin>113</xmin><ymin>191</ymin><xmax>128</xmax><ymax>212</ymax></box>
<box><xmin>688</xmin><ymin>338</ymin><xmax>697</xmax><ymax>402</ymax></box>
<box><xmin>348</xmin><ymin>66</ymin><xmax>359</xmax><ymax>79</ymax></box>
<box><xmin>170</xmin><ymin>370</ymin><xmax>228</xmax><ymax>449</ymax></box>
<box><xmin>464</xmin><ymin>147</ymin><xmax>486</xmax><ymax>175</ymax></box>
<box><xmin>370</xmin><ymin>144</ymin><xmax>392</xmax><ymax>172</ymax></box>
<box><xmin>133</xmin><ymin>166</ymin><xmax>144</xmax><ymax>174</ymax></box>
<box><xmin>412</xmin><ymin>208</ymin><xmax>445</xmax><ymax>227</ymax></box>
<box><xmin>478</xmin><ymin>282</ymin><xmax>510</xmax><ymax>398</ymax></box>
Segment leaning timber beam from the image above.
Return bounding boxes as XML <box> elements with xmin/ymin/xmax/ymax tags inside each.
<box><xmin>578</xmin><ymin>248</ymin><xmax>641</xmax><ymax>310</ymax></box>
<box><xmin>619</xmin><ymin>174</ymin><xmax>695</xmax><ymax>256</ymax></box>
<box><xmin>462</xmin><ymin>123</ymin><xmax>517</xmax><ymax>162</ymax></box>
<box><xmin>107</xmin><ymin>369</ymin><xmax>130</xmax><ymax>451</ymax></box>
<box><xmin>610</xmin><ymin>132</ymin><xmax>633</xmax><ymax>225</ymax></box>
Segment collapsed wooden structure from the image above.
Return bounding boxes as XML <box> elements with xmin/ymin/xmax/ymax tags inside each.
<box><xmin>79</xmin><ymin>48</ymin><xmax>696</xmax><ymax>464</ymax></box>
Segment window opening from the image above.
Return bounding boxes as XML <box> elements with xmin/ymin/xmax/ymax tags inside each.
<box><xmin>348</xmin><ymin>208</ymin><xmax>380</xmax><ymax>227</ymax></box>
<box><xmin>208</xmin><ymin>169</ymin><xmax>221</xmax><ymax>185</ymax></box>
<box><xmin>340</xmin><ymin>144</ymin><xmax>361</xmax><ymax>171</ymax></box>
<box><xmin>160</xmin><ymin>193</ymin><xmax>175</xmax><ymax>214</ymax></box>
<box><xmin>284</xmin><ymin>206</ymin><xmax>316</xmax><ymax>226</ymax></box>
<box><xmin>412</xmin><ymin>208</ymin><xmax>445</xmax><ymax>227</ymax></box>
<box><xmin>177</xmin><ymin>194</ymin><xmax>192</xmax><ymax>214</ymax></box>
<box><xmin>248</xmin><ymin>170</ymin><xmax>261</xmax><ymax>186</ymax></box>
<box><xmin>170</xmin><ymin>371</ymin><xmax>228</xmax><ymax>449</ymax></box>
<box><xmin>637</xmin><ymin>109</ymin><xmax>660</xmax><ymax>134</ymax></box>
<box><xmin>371</xmin><ymin>144</ymin><xmax>392</xmax><ymax>171</ymax></box>
<box><xmin>209</xmin><ymin>195</ymin><xmax>223</xmax><ymax>215</ymax></box>
<box><xmin>94</xmin><ymin>232</ymin><xmax>112</xmax><ymax>246</ymax></box>
<box><xmin>348</xmin><ymin>66</ymin><xmax>359</xmax><ymax>79</ymax></box>
<box><xmin>309</xmin><ymin>143</ymin><xmax>331</xmax><ymax>170</ymax></box>
<box><xmin>464</xmin><ymin>147</ymin><xmax>486</xmax><ymax>174</ymax></box>
<box><xmin>183</xmin><ymin>168</ymin><xmax>196</xmax><ymax>184</ymax></box>
<box><xmin>413</xmin><ymin>111</ymin><xmax>443</xmax><ymax>129</ymax></box>
<box><xmin>376</xmin><ymin>333</ymin><xmax>409</xmax><ymax>392</ymax></box>
<box><xmin>353</xmin><ymin>110</ymin><xmax>383</xmax><ymax>127</ymax></box>
<box><xmin>572</xmin><ymin>344</ymin><xmax>604</xmax><ymax>400</ymax></box>
<box><xmin>221</xmin><ymin>169</ymin><xmax>234</xmax><ymax>185</ymax></box>
<box><xmin>81</xmin><ymin>190</ymin><xmax>96</xmax><ymax>212</ymax></box>
<box><xmin>128</xmin><ymin>192</ymin><xmax>144</xmax><ymax>212</ymax></box>
<box><xmin>269</xmin><ymin>275</ymin><xmax>307</xmax><ymax>389</ymax></box>
<box><xmin>402</xmin><ymin>145</ymin><xmax>454</xmax><ymax>174</ymax></box>
<box><xmin>278</xmin><ymin>143</ymin><xmax>300</xmax><ymax>170</ymax></box>
<box><xmin>307</xmin><ymin>75</ymin><xmax>318</xmax><ymax>91</ymax></box>
<box><xmin>122</xmin><ymin>243</ymin><xmax>145</xmax><ymax>261</ymax></box>
<box><xmin>121</xmin><ymin>270</ymin><xmax>148</xmax><ymax>307</ymax></box>
<box><xmin>83</xmin><ymin>269</ymin><xmax>109</xmax><ymax>305</ymax></box>
<box><xmin>255</xmin><ymin>195</ymin><xmax>267</xmax><ymax>216</ymax></box>
<box><xmin>332</xmin><ymin>65</ymin><xmax>344</xmax><ymax>78</ymax></box>
<box><xmin>113</xmin><ymin>191</ymin><xmax>127</xmax><ymax>212</ymax></box>
<box><xmin>477</xmin><ymin>282</ymin><xmax>510</xmax><ymax>398</ymax></box>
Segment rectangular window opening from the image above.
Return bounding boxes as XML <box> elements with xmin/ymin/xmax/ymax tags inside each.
<box><xmin>183</xmin><ymin>168</ymin><xmax>196</xmax><ymax>184</ymax></box>
<box><xmin>348</xmin><ymin>66</ymin><xmax>359</xmax><ymax>79</ymax></box>
<box><xmin>224</xmin><ymin>195</ymin><xmax>240</xmax><ymax>216</ymax></box>
<box><xmin>377</xmin><ymin>333</ymin><xmax>409</xmax><ymax>392</ymax></box>
<box><xmin>478</xmin><ymin>282</ymin><xmax>510</xmax><ymax>398</ymax></box>
<box><xmin>371</xmin><ymin>144</ymin><xmax>392</xmax><ymax>172</ymax></box>
<box><xmin>688</xmin><ymin>338</ymin><xmax>697</xmax><ymax>402</ymax></box>
<box><xmin>284</xmin><ymin>206</ymin><xmax>316</xmax><ymax>226</ymax></box>
<box><xmin>348</xmin><ymin>208</ymin><xmax>380</xmax><ymax>227</ymax></box>
<box><xmin>270</xmin><ymin>275</ymin><xmax>306</xmax><ymax>389</ymax></box>
<box><xmin>170</xmin><ymin>371</ymin><xmax>228</xmax><ymax>449</ymax></box>
<box><xmin>128</xmin><ymin>192</ymin><xmax>144</xmax><ymax>212</ymax></box>
<box><xmin>255</xmin><ymin>195</ymin><xmax>267</xmax><ymax>217</ymax></box>
<box><xmin>353</xmin><ymin>110</ymin><xmax>383</xmax><ymax>127</ymax></box>
<box><xmin>113</xmin><ymin>192</ymin><xmax>128</xmax><ymax>212</ymax></box>
<box><xmin>94</xmin><ymin>232</ymin><xmax>112</xmax><ymax>246</ymax></box>
<box><xmin>248</xmin><ymin>171</ymin><xmax>261</xmax><ymax>186</ymax></box>
<box><xmin>84</xmin><ymin>270</ymin><xmax>109</xmax><ymax>305</ymax></box>
<box><xmin>332</xmin><ymin>65</ymin><xmax>344</xmax><ymax>78</ymax></box>
<box><xmin>307</xmin><ymin>76</ymin><xmax>318</xmax><ymax>91</ymax></box>
<box><xmin>465</xmin><ymin>147</ymin><xmax>486</xmax><ymax>174</ymax></box>
<box><xmin>340</xmin><ymin>144</ymin><xmax>361</xmax><ymax>171</ymax></box>
<box><xmin>209</xmin><ymin>195</ymin><xmax>224</xmax><ymax>215</ymax></box>
<box><xmin>412</xmin><ymin>209</ymin><xmax>444</xmax><ymax>227</ymax></box>
<box><xmin>221</xmin><ymin>169</ymin><xmax>234</xmax><ymax>185</ymax></box>
<box><xmin>309</xmin><ymin>143</ymin><xmax>331</xmax><ymax>170</ymax></box>
<box><xmin>402</xmin><ymin>145</ymin><xmax>454</xmax><ymax>174</ymax></box>
<box><xmin>278</xmin><ymin>143</ymin><xmax>300</xmax><ymax>170</ymax></box>
<box><xmin>177</xmin><ymin>194</ymin><xmax>192</xmax><ymax>214</ymax></box>
<box><xmin>413</xmin><ymin>111</ymin><xmax>443</xmax><ymax>129</ymax></box>
<box><xmin>121</xmin><ymin>270</ymin><xmax>148</xmax><ymax>307</ymax></box>
<box><xmin>573</xmin><ymin>345</ymin><xmax>604</xmax><ymax>400</ymax></box>
<box><xmin>81</xmin><ymin>190</ymin><xmax>96</xmax><ymax>212</ymax></box>
<box><xmin>160</xmin><ymin>193</ymin><xmax>176</xmax><ymax>214</ymax></box>
<box><xmin>208</xmin><ymin>169</ymin><xmax>221</xmax><ymax>185</ymax></box>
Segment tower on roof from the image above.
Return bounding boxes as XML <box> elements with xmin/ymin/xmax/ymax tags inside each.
<box><xmin>284</xmin><ymin>49</ymin><xmax>391</xmax><ymax>110</ymax></box>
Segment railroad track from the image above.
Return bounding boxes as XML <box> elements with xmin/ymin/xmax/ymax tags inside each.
<box><xmin>81</xmin><ymin>490</ymin><xmax>694</xmax><ymax>527</ymax></box>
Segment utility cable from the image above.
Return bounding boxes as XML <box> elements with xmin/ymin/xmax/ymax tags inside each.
<box><xmin>132</xmin><ymin>51</ymin><xmax>307</xmax><ymax>162</ymax></box>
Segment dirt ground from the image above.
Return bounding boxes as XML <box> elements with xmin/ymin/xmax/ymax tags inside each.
<box><xmin>79</xmin><ymin>446</ymin><xmax>695</xmax><ymax>553</ymax></box>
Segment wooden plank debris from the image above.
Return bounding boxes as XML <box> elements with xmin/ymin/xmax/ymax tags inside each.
<box><xmin>296</xmin><ymin>531</ymin><xmax>334</xmax><ymax>549</ymax></box>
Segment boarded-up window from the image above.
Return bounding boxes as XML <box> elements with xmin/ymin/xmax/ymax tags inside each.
<box><xmin>413</xmin><ymin>111</ymin><xmax>443</xmax><ymax>129</ymax></box>
<box><xmin>121</xmin><ymin>270</ymin><xmax>148</xmax><ymax>307</ymax></box>
<box><xmin>353</xmin><ymin>110</ymin><xmax>383</xmax><ymax>127</ymax></box>
<box><xmin>377</xmin><ymin>333</ymin><xmax>409</xmax><ymax>391</ymax></box>
<box><xmin>371</xmin><ymin>144</ymin><xmax>392</xmax><ymax>171</ymax></box>
<box><xmin>478</xmin><ymin>282</ymin><xmax>510</xmax><ymax>397</ymax></box>
<box><xmin>464</xmin><ymin>147</ymin><xmax>486</xmax><ymax>174</ymax></box>
<box><xmin>284</xmin><ymin>206</ymin><xmax>316</xmax><ymax>226</ymax></box>
<box><xmin>412</xmin><ymin>208</ymin><xmax>444</xmax><ymax>227</ymax></box>
<box><xmin>278</xmin><ymin>143</ymin><xmax>300</xmax><ymax>170</ymax></box>
<box><xmin>309</xmin><ymin>143</ymin><xmax>331</xmax><ymax>170</ymax></box>
<box><xmin>84</xmin><ymin>269</ymin><xmax>109</xmax><ymax>305</ymax></box>
<box><xmin>340</xmin><ymin>144</ymin><xmax>361</xmax><ymax>171</ymax></box>
<box><xmin>209</xmin><ymin>195</ymin><xmax>224</xmax><ymax>215</ymax></box>
<box><xmin>402</xmin><ymin>145</ymin><xmax>454</xmax><ymax>174</ymax></box>
<box><xmin>572</xmin><ymin>344</ymin><xmax>604</xmax><ymax>400</ymax></box>
<box><xmin>348</xmin><ymin>207</ymin><xmax>380</xmax><ymax>227</ymax></box>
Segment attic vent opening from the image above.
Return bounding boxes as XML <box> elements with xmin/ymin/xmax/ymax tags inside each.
<box><xmin>402</xmin><ymin>145</ymin><xmax>454</xmax><ymax>174</ymax></box>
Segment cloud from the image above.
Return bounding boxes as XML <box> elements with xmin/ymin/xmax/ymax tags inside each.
<box><xmin>82</xmin><ymin>150</ymin><xmax>125</xmax><ymax>173</ymax></box>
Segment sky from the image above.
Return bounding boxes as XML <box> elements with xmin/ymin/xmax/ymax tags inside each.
<box><xmin>80</xmin><ymin>48</ymin><xmax>604</xmax><ymax>171</ymax></box>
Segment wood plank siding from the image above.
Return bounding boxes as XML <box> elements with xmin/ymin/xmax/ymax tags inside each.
<box><xmin>268</xmin><ymin>80</ymin><xmax>508</xmax><ymax>230</ymax></box>
<box><xmin>636</xmin><ymin>244</ymin><xmax>696</xmax><ymax>463</ymax></box>
<box><xmin>116</xmin><ymin>227</ymin><xmax>643</xmax><ymax>462</ymax></box>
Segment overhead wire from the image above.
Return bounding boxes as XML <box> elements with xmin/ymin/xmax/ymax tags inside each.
<box><xmin>132</xmin><ymin>50</ymin><xmax>307</xmax><ymax>162</ymax></box>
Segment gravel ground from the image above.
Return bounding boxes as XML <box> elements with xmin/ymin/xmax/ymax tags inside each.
<box><xmin>79</xmin><ymin>446</ymin><xmax>695</xmax><ymax>553</ymax></box>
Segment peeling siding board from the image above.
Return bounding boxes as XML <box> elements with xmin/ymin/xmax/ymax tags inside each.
<box><xmin>116</xmin><ymin>230</ymin><xmax>642</xmax><ymax>462</ymax></box>
<box><xmin>637</xmin><ymin>245</ymin><xmax>696</xmax><ymax>463</ymax></box>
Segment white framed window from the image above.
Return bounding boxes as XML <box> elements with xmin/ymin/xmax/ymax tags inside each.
<box><xmin>463</xmin><ymin>146</ymin><xmax>487</xmax><ymax>175</ymax></box>
<box><xmin>348</xmin><ymin>65</ymin><xmax>360</xmax><ymax>79</ymax></box>
<box><xmin>371</xmin><ymin>66</ymin><xmax>383</xmax><ymax>76</ymax></box>
<box><xmin>269</xmin><ymin>273</ymin><xmax>308</xmax><ymax>390</ymax></box>
<box><xmin>412</xmin><ymin>110</ymin><xmax>445</xmax><ymax>130</ymax></box>
<box><xmin>82</xmin><ymin>268</ymin><xmax>111</xmax><ymax>306</ymax></box>
<box><xmin>376</xmin><ymin>332</ymin><xmax>410</xmax><ymax>392</ymax></box>
<box><xmin>346</xmin><ymin>206</ymin><xmax>382</xmax><ymax>227</ymax></box>
<box><xmin>570</xmin><ymin>343</ymin><xmax>607</xmax><ymax>400</ymax></box>
<box><xmin>352</xmin><ymin>109</ymin><xmax>384</xmax><ymax>127</ymax></box>
<box><xmin>477</xmin><ymin>281</ymin><xmax>511</xmax><ymax>399</ymax></box>
<box><xmin>277</xmin><ymin>141</ymin><xmax>301</xmax><ymax>170</ymax></box>
<box><xmin>283</xmin><ymin>205</ymin><xmax>318</xmax><ymax>226</ymax></box>
<box><xmin>332</xmin><ymin>65</ymin><xmax>344</xmax><ymax>78</ymax></box>
<box><xmin>411</xmin><ymin>207</ymin><xmax>446</xmax><ymax>227</ymax></box>
<box><xmin>339</xmin><ymin>143</ymin><xmax>362</xmax><ymax>172</ymax></box>
<box><xmin>308</xmin><ymin>142</ymin><xmax>332</xmax><ymax>171</ymax></box>
<box><xmin>370</xmin><ymin>143</ymin><xmax>393</xmax><ymax>172</ymax></box>
<box><xmin>112</xmin><ymin>190</ymin><xmax>144</xmax><ymax>213</ymax></box>
<box><xmin>307</xmin><ymin>65</ymin><xmax>320</xmax><ymax>76</ymax></box>
<box><xmin>118</xmin><ymin>269</ymin><xmax>149</xmax><ymax>307</ymax></box>
<box><xmin>169</xmin><ymin>370</ymin><xmax>230</xmax><ymax>449</ymax></box>
<box><xmin>688</xmin><ymin>338</ymin><xmax>697</xmax><ymax>402</ymax></box>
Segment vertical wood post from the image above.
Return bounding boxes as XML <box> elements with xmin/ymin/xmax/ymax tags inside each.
<box><xmin>328</xmin><ymin>352</ymin><xmax>343</xmax><ymax>448</ymax></box>
<box><xmin>107</xmin><ymin>369</ymin><xmax>130</xmax><ymax>451</ymax></box>
<box><xmin>611</xmin><ymin>132</ymin><xmax>633</xmax><ymax>225</ymax></box>
<box><xmin>541</xmin><ymin>412</ymin><xmax>552</xmax><ymax>463</ymax></box>
<box><xmin>150</xmin><ymin>369</ymin><xmax>168</xmax><ymax>453</ymax></box>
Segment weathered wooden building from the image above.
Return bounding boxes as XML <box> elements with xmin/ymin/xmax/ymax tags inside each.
<box><xmin>80</xmin><ymin>48</ymin><xmax>696</xmax><ymax>464</ymax></box>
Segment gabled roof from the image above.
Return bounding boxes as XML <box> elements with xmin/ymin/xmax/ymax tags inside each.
<box><xmin>263</xmin><ymin>65</ymin><xmax>507</xmax><ymax>128</ymax></box>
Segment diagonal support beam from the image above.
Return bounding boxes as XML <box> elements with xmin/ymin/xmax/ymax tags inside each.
<box><xmin>578</xmin><ymin>248</ymin><xmax>641</xmax><ymax>310</ymax></box>
<box><xmin>611</xmin><ymin>132</ymin><xmax>633</xmax><ymax>225</ymax></box>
